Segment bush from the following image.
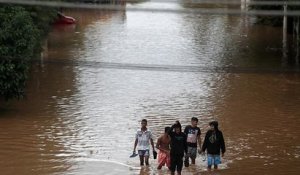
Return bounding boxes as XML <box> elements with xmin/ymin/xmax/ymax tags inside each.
<box><xmin>0</xmin><ymin>5</ymin><xmax>40</xmax><ymax>100</ymax></box>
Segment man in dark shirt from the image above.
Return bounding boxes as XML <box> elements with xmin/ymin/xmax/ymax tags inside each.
<box><xmin>168</xmin><ymin>121</ymin><xmax>187</xmax><ymax>175</ymax></box>
<box><xmin>184</xmin><ymin>117</ymin><xmax>201</xmax><ymax>166</ymax></box>
<box><xmin>201</xmin><ymin>121</ymin><xmax>225</xmax><ymax>170</ymax></box>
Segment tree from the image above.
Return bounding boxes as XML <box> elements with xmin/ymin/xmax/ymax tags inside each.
<box><xmin>0</xmin><ymin>5</ymin><xmax>40</xmax><ymax>100</ymax></box>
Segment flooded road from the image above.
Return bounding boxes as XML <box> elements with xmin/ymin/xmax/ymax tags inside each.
<box><xmin>1</xmin><ymin>1</ymin><xmax>300</xmax><ymax>175</ymax></box>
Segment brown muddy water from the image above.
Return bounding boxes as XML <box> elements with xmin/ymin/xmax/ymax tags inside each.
<box><xmin>0</xmin><ymin>1</ymin><xmax>300</xmax><ymax>175</ymax></box>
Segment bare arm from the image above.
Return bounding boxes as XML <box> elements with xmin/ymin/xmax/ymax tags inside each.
<box><xmin>150</xmin><ymin>138</ymin><xmax>155</xmax><ymax>151</ymax></box>
<box><xmin>133</xmin><ymin>138</ymin><xmax>138</xmax><ymax>152</ymax></box>
<box><xmin>184</xmin><ymin>134</ymin><xmax>188</xmax><ymax>154</ymax></box>
<box><xmin>197</xmin><ymin>134</ymin><xmax>202</xmax><ymax>150</ymax></box>
<box><xmin>156</xmin><ymin>138</ymin><xmax>160</xmax><ymax>149</ymax></box>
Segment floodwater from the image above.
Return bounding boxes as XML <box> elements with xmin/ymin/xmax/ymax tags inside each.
<box><xmin>0</xmin><ymin>1</ymin><xmax>300</xmax><ymax>175</ymax></box>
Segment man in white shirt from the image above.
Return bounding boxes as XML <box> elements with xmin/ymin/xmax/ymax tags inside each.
<box><xmin>133</xmin><ymin>119</ymin><xmax>155</xmax><ymax>166</ymax></box>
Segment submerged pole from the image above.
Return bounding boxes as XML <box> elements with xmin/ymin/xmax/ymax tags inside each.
<box><xmin>241</xmin><ymin>0</ymin><xmax>250</xmax><ymax>11</ymax></box>
<box><xmin>296</xmin><ymin>17</ymin><xmax>300</xmax><ymax>65</ymax></box>
<box><xmin>282</xmin><ymin>1</ymin><xmax>288</xmax><ymax>62</ymax></box>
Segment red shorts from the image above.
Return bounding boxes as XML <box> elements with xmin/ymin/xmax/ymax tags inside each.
<box><xmin>158</xmin><ymin>150</ymin><xmax>171</xmax><ymax>168</ymax></box>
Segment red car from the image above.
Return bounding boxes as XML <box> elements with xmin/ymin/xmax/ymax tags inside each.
<box><xmin>54</xmin><ymin>12</ymin><xmax>76</xmax><ymax>25</ymax></box>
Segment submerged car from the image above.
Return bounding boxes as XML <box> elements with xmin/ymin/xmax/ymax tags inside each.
<box><xmin>54</xmin><ymin>12</ymin><xmax>76</xmax><ymax>25</ymax></box>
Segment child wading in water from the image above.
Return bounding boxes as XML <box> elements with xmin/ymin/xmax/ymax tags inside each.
<box><xmin>156</xmin><ymin>127</ymin><xmax>171</xmax><ymax>170</ymax></box>
<box><xmin>168</xmin><ymin>121</ymin><xmax>187</xmax><ymax>175</ymax></box>
<box><xmin>201</xmin><ymin>121</ymin><xmax>225</xmax><ymax>170</ymax></box>
<box><xmin>133</xmin><ymin>119</ymin><xmax>156</xmax><ymax>166</ymax></box>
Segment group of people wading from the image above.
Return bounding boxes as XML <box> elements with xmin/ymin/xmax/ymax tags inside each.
<box><xmin>132</xmin><ymin>118</ymin><xmax>226</xmax><ymax>175</ymax></box>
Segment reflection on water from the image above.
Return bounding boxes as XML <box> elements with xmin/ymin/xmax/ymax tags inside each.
<box><xmin>0</xmin><ymin>1</ymin><xmax>300</xmax><ymax>175</ymax></box>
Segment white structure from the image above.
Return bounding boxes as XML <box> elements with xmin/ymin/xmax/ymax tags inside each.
<box><xmin>241</xmin><ymin>0</ymin><xmax>251</xmax><ymax>11</ymax></box>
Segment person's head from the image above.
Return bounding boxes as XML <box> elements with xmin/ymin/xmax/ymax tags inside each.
<box><xmin>191</xmin><ymin>117</ymin><xmax>198</xmax><ymax>127</ymax></box>
<box><xmin>141</xmin><ymin>119</ymin><xmax>147</xmax><ymax>128</ymax></box>
<box><xmin>174</xmin><ymin>123</ymin><xmax>181</xmax><ymax>134</ymax></box>
<box><xmin>209</xmin><ymin>121</ymin><xmax>219</xmax><ymax>131</ymax></box>
<box><xmin>164</xmin><ymin>126</ymin><xmax>171</xmax><ymax>134</ymax></box>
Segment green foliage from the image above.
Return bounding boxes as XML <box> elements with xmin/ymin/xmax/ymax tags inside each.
<box><xmin>0</xmin><ymin>5</ymin><xmax>39</xmax><ymax>100</ymax></box>
<box><xmin>25</xmin><ymin>6</ymin><xmax>58</xmax><ymax>54</ymax></box>
<box><xmin>0</xmin><ymin>58</ymin><xmax>29</xmax><ymax>100</ymax></box>
<box><xmin>0</xmin><ymin>6</ymin><xmax>40</xmax><ymax>57</ymax></box>
<box><xmin>0</xmin><ymin>2</ymin><xmax>59</xmax><ymax>101</ymax></box>
<box><xmin>25</xmin><ymin>6</ymin><xmax>57</xmax><ymax>37</ymax></box>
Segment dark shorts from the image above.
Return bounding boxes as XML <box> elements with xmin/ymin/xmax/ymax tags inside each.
<box><xmin>138</xmin><ymin>149</ymin><xmax>150</xmax><ymax>157</ymax></box>
<box><xmin>170</xmin><ymin>154</ymin><xmax>184</xmax><ymax>172</ymax></box>
<box><xmin>186</xmin><ymin>146</ymin><xmax>197</xmax><ymax>159</ymax></box>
